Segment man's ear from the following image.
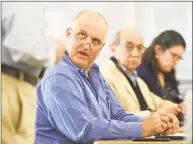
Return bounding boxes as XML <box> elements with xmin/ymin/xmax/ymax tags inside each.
<box><xmin>55</xmin><ymin>39</ymin><xmax>65</xmax><ymax>64</ymax></box>
<box><xmin>110</xmin><ymin>44</ymin><xmax>117</xmax><ymax>52</ymax></box>
<box><xmin>100</xmin><ymin>43</ymin><xmax>106</xmax><ymax>50</ymax></box>
<box><xmin>66</xmin><ymin>28</ymin><xmax>71</xmax><ymax>38</ymax></box>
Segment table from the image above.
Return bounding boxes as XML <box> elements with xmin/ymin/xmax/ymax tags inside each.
<box><xmin>94</xmin><ymin>140</ymin><xmax>185</xmax><ymax>144</ymax></box>
<box><xmin>94</xmin><ymin>133</ymin><xmax>185</xmax><ymax>144</ymax></box>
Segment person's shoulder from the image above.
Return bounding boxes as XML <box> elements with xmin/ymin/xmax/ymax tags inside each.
<box><xmin>137</xmin><ymin>63</ymin><xmax>149</xmax><ymax>72</ymax></box>
<box><xmin>137</xmin><ymin>63</ymin><xmax>151</xmax><ymax>77</ymax></box>
<box><xmin>100</xmin><ymin>59</ymin><xmax>116</xmax><ymax>73</ymax></box>
<box><xmin>100</xmin><ymin>59</ymin><xmax>117</xmax><ymax>82</ymax></box>
<box><xmin>39</xmin><ymin>60</ymin><xmax>80</xmax><ymax>84</ymax></box>
<box><xmin>50</xmin><ymin>60</ymin><xmax>77</xmax><ymax>75</ymax></box>
<box><xmin>136</xmin><ymin>63</ymin><xmax>156</xmax><ymax>86</ymax></box>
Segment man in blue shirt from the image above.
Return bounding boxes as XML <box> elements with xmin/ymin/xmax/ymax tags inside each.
<box><xmin>35</xmin><ymin>10</ymin><xmax>179</xmax><ymax>144</ymax></box>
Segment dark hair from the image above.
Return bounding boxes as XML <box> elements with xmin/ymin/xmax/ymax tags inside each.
<box><xmin>142</xmin><ymin>30</ymin><xmax>186</xmax><ymax>89</ymax></box>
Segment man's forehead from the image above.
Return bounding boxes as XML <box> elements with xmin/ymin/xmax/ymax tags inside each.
<box><xmin>73</xmin><ymin>11</ymin><xmax>107</xmax><ymax>26</ymax></box>
<box><xmin>120</xmin><ymin>31</ymin><xmax>143</xmax><ymax>45</ymax></box>
<box><xmin>72</xmin><ymin>12</ymin><xmax>107</xmax><ymax>30</ymax></box>
<box><xmin>72</xmin><ymin>14</ymin><xmax>108</xmax><ymax>40</ymax></box>
<box><xmin>75</xmin><ymin>19</ymin><xmax>106</xmax><ymax>31</ymax></box>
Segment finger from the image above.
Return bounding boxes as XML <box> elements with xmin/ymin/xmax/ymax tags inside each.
<box><xmin>170</xmin><ymin>127</ymin><xmax>179</xmax><ymax>134</ymax></box>
<box><xmin>167</xmin><ymin>113</ymin><xmax>179</xmax><ymax>128</ymax></box>
<box><xmin>175</xmin><ymin>127</ymin><xmax>179</xmax><ymax>133</ymax></box>
<box><xmin>168</xmin><ymin>107</ymin><xmax>181</xmax><ymax>116</ymax></box>
<box><xmin>164</xmin><ymin>128</ymin><xmax>176</xmax><ymax>135</ymax></box>
<box><xmin>168</xmin><ymin>123</ymin><xmax>173</xmax><ymax>128</ymax></box>
<box><xmin>160</xmin><ymin>121</ymin><xmax>168</xmax><ymax>131</ymax></box>
<box><xmin>174</xmin><ymin>106</ymin><xmax>182</xmax><ymax>113</ymax></box>
<box><xmin>169</xmin><ymin>113</ymin><xmax>179</xmax><ymax>126</ymax></box>
<box><xmin>160</xmin><ymin>116</ymin><xmax>170</xmax><ymax>125</ymax></box>
<box><xmin>179</xmin><ymin>102</ymin><xmax>185</xmax><ymax>109</ymax></box>
<box><xmin>178</xmin><ymin>104</ymin><xmax>185</xmax><ymax>115</ymax></box>
<box><xmin>155</xmin><ymin>119</ymin><xmax>168</xmax><ymax>134</ymax></box>
<box><xmin>157</xmin><ymin>111</ymin><xmax>169</xmax><ymax>117</ymax></box>
<box><xmin>178</xmin><ymin>104</ymin><xmax>184</xmax><ymax>111</ymax></box>
<box><xmin>156</xmin><ymin>124</ymin><xmax>166</xmax><ymax>134</ymax></box>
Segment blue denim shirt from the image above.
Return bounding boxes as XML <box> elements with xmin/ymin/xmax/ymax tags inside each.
<box><xmin>35</xmin><ymin>53</ymin><xmax>144</xmax><ymax>144</ymax></box>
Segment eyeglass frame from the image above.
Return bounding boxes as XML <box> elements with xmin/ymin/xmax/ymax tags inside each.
<box><xmin>167</xmin><ymin>49</ymin><xmax>183</xmax><ymax>61</ymax></box>
<box><xmin>69</xmin><ymin>28</ymin><xmax>105</xmax><ymax>52</ymax></box>
<box><xmin>118</xmin><ymin>41</ymin><xmax>146</xmax><ymax>54</ymax></box>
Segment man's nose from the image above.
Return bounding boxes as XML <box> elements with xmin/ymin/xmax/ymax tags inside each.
<box><xmin>130</xmin><ymin>47</ymin><xmax>140</xmax><ymax>57</ymax></box>
<box><xmin>83</xmin><ymin>42</ymin><xmax>91</xmax><ymax>50</ymax></box>
<box><xmin>83</xmin><ymin>37</ymin><xmax>92</xmax><ymax>50</ymax></box>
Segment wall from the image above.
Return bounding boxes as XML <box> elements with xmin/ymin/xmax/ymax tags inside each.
<box><xmin>45</xmin><ymin>2</ymin><xmax>192</xmax><ymax>82</ymax></box>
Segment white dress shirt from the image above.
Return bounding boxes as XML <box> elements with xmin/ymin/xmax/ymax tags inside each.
<box><xmin>2</xmin><ymin>2</ymin><xmax>56</xmax><ymax>77</ymax></box>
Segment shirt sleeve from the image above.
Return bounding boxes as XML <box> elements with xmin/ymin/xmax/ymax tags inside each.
<box><xmin>139</xmin><ymin>78</ymin><xmax>177</xmax><ymax>110</ymax></box>
<box><xmin>150</xmin><ymin>91</ymin><xmax>177</xmax><ymax>109</ymax></box>
<box><xmin>2</xmin><ymin>3</ymin><xmax>56</xmax><ymax>67</ymax></box>
<box><xmin>40</xmin><ymin>73</ymin><xmax>143</xmax><ymax>143</ymax></box>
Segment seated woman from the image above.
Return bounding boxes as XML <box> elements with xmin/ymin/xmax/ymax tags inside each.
<box><xmin>137</xmin><ymin>30</ymin><xmax>186</xmax><ymax>104</ymax></box>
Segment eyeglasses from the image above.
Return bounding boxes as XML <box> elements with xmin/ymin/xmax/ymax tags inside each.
<box><xmin>168</xmin><ymin>49</ymin><xmax>183</xmax><ymax>61</ymax></box>
<box><xmin>124</xmin><ymin>42</ymin><xmax>145</xmax><ymax>53</ymax></box>
<box><xmin>70</xmin><ymin>28</ymin><xmax>104</xmax><ymax>52</ymax></box>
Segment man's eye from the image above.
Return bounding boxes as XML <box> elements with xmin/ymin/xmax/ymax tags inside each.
<box><xmin>126</xmin><ymin>44</ymin><xmax>135</xmax><ymax>49</ymax></box>
<box><xmin>92</xmin><ymin>40</ymin><xmax>100</xmax><ymax>46</ymax></box>
<box><xmin>137</xmin><ymin>45</ymin><xmax>144</xmax><ymax>51</ymax></box>
<box><xmin>77</xmin><ymin>33</ymin><xmax>87</xmax><ymax>39</ymax></box>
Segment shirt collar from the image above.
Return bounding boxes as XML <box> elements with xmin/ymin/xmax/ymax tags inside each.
<box><xmin>110</xmin><ymin>57</ymin><xmax>138</xmax><ymax>77</ymax></box>
<box><xmin>110</xmin><ymin>57</ymin><xmax>138</xmax><ymax>86</ymax></box>
<box><xmin>119</xmin><ymin>64</ymin><xmax>138</xmax><ymax>78</ymax></box>
<box><xmin>63</xmin><ymin>51</ymin><xmax>100</xmax><ymax>76</ymax></box>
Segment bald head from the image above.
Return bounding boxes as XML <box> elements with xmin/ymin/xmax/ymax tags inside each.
<box><xmin>70</xmin><ymin>10</ymin><xmax>108</xmax><ymax>43</ymax></box>
<box><xmin>112</xmin><ymin>29</ymin><xmax>143</xmax><ymax>45</ymax></box>
<box><xmin>73</xmin><ymin>10</ymin><xmax>108</xmax><ymax>27</ymax></box>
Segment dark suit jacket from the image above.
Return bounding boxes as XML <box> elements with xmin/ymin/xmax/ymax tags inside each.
<box><xmin>136</xmin><ymin>63</ymin><xmax>183</xmax><ymax>104</ymax></box>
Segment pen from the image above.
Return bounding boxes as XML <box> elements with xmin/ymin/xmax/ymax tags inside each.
<box><xmin>147</xmin><ymin>107</ymin><xmax>156</xmax><ymax>112</ymax></box>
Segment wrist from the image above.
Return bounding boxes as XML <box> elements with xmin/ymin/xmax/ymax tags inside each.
<box><xmin>141</xmin><ymin>121</ymin><xmax>147</xmax><ymax>137</ymax></box>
